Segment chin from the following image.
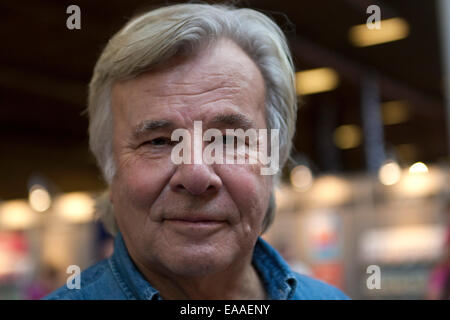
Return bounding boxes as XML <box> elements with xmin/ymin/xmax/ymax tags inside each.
<box><xmin>162</xmin><ymin>246</ymin><xmax>234</xmax><ymax>278</ymax></box>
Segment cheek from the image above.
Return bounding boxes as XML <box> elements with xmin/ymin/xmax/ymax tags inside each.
<box><xmin>113</xmin><ymin>158</ymin><xmax>172</xmax><ymax>211</ymax></box>
<box><xmin>217</xmin><ymin>165</ymin><xmax>271</xmax><ymax>231</ymax></box>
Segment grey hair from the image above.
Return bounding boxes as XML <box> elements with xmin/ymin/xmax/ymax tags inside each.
<box><xmin>88</xmin><ymin>3</ymin><xmax>297</xmax><ymax>235</ymax></box>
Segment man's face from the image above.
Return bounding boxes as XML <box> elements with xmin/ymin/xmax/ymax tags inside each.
<box><xmin>110</xmin><ymin>39</ymin><xmax>271</xmax><ymax>277</ymax></box>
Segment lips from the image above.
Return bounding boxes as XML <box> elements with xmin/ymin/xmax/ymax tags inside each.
<box><xmin>162</xmin><ymin>214</ymin><xmax>227</xmax><ymax>236</ymax></box>
<box><xmin>162</xmin><ymin>213</ymin><xmax>227</xmax><ymax>223</ymax></box>
<box><xmin>163</xmin><ymin>219</ymin><xmax>227</xmax><ymax>229</ymax></box>
<box><xmin>165</xmin><ymin>220</ymin><xmax>224</xmax><ymax>227</ymax></box>
<box><xmin>168</xmin><ymin>219</ymin><xmax>221</xmax><ymax>223</ymax></box>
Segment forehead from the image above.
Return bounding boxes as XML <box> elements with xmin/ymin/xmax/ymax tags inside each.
<box><xmin>111</xmin><ymin>38</ymin><xmax>266</xmax><ymax>129</ymax></box>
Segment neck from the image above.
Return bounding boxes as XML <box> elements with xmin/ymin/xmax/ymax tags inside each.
<box><xmin>132</xmin><ymin>252</ymin><xmax>267</xmax><ymax>300</ymax></box>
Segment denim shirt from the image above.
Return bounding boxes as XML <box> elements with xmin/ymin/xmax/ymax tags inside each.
<box><xmin>45</xmin><ymin>232</ymin><xmax>349</xmax><ymax>300</ymax></box>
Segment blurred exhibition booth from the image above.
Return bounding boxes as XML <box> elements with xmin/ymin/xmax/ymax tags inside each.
<box><xmin>1</xmin><ymin>1</ymin><xmax>449</xmax><ymax>299</ymax></box>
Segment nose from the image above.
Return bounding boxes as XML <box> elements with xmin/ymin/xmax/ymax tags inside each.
<box><xmin>169</xmin><ymin>164</ymin><xmax>222</xmax><ymax>196</ymax></box>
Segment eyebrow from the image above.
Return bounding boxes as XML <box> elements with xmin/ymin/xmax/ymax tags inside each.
<box><xmin>209</xmin><ymin>113</ymin><xmax>255</xmax><ymax>131</ymax></box>
<box><xmin>132</xmin><ymin>113</ymin><xmax>256</xmax><ymax>140</ymax></box>
<box><xmin>132</xmin><ymin>119</ymin><xmax>174</xmax><ymax>140</ymax></box>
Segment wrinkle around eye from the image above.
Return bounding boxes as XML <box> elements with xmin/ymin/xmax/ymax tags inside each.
<box><xmin>118</xmin><ymin>143</ymin><xmax>171</xmax><ymax>168</ymax></box>
<box><xmin>116</xmin><ymin>149</ymin><xmax>139</xmax><ymax>173</ymax></box>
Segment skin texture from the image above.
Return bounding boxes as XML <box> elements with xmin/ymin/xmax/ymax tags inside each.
<box><xmin>110</xmin><ymin>38</ymin><xmax>272</xmax><ymax>299</ymax></box>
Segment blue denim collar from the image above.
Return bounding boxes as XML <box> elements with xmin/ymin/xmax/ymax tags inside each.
<box><xmin>253</xmin><ymin>237</ymin><xmax>298</xmax><ymax>299</ymax></box>
<box><xmin>109</xmin><ymin>232</ymin><xmax>161</xmax><ymax>300</ymax></box>
<box><xmin>109</xmin><ymin>232</ymin><xmax>297</xmax><ymax>300</ymax></box>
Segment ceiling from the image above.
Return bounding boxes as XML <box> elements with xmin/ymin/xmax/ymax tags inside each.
<box><xmin>0</xmin><ymin>0</ymin><xmax>447</xmax><ymax>199</ymax></box>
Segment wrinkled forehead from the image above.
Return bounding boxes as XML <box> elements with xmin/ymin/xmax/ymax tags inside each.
<box><xmin>116</xmin><ymin>39</ymin><xmax>263</xmax><ymax>96</ymax></box>
<box><xmin>155</xmin><ymin>40</ymin><xmax>261</xmax><ymax>85</ymax></box>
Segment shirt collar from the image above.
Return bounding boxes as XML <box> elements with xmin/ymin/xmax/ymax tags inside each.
<box><xmin>252</xmin><ymin>237</ymin><xmax>298</xmax><ymax>299</ymax></box>
<box><xmin>109</xmin><ymin>232</ymin><xmax>161</xmax><ymax>300</ymax></box>
<box><xmin>110</xmin><ymin>232</ymin><xmax>297</xmax><ymax>300</ymax></box>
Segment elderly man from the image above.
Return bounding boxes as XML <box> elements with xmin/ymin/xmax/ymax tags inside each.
<box><xmin>46</xmin><ymin>3</ymin><xmax>348</xmax><ymax>300</ymax></box>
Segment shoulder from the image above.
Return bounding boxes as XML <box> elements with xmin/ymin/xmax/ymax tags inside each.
<box><xmin>292</xmin><ymin>272</ymin><xmax>350</xmax><ymax>300</ymax></box>
<box><xmin>43</xmin><ymin>258</ymin><xmax>124</xmax><ymax>300</ymax></box>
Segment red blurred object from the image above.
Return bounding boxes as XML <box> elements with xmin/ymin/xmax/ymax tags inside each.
<box><xmin>312</xmin><ymin>262</ymin><xmax>344</xmax><ymax>290</ymax></box>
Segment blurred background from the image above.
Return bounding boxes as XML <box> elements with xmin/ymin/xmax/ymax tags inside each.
<box><xmin>0</xmin><ymin>0</ymin><xmax>449</xmax><ymax>299</ymax></box>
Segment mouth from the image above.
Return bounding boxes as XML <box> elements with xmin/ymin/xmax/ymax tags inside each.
<box><xmin>164</xmin><ymin>218</ymin><xmax>225</xmax><ymax>225</ymax></box>
<box><xmin>163</xmin><ymin>217</ymin><xmax>227</xmax><ymax>236</ymax></box>
<box><xmin>162</xmin><ymin>213</ymin><xmax>227</xmax><ymax>223</ymax></box>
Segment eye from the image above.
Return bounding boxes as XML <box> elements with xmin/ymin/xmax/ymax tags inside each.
<box><xmin>146</xmin><ymin>137</ymin><xmax>172</xmax><ymax>146</ymax></box>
